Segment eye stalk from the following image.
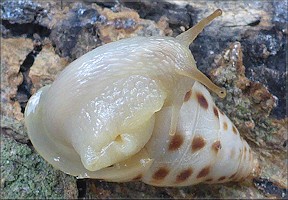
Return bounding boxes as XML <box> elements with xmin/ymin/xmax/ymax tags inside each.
<box><xmin>177</xmin><ymin>67</ymin><xmax>227</xmax><ymax>99</ymax></box>
<box><xmin>176</xmin><ymin>9</ymin><xmax>223</xmax><ymax>47</ymax></box>
<box><xmin>175</xmin><ymin>9</ymin><xmax>226</xmax><ymax>99</ymax></box>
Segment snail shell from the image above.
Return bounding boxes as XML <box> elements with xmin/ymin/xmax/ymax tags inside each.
<box><xmin>24</xmin><ymin>9</ymin><xmax>255</xmax><ymax>186</ymax></box>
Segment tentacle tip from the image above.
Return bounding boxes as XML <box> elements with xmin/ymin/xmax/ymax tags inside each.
<box><xmin>214</xmin><ymin>9</ymin><xmax>223</xmax><ymax>17</ymax></box>
<box><xmin>217</xmin><ymin>88</ymin><xmax>226</xmax><ymax>98</ymax></box>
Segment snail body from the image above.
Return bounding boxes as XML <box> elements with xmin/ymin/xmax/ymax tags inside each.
<box><xmin>24</xmin><ymin>9</ymin><xmax>255</xmax><ymax>186</ymax></box>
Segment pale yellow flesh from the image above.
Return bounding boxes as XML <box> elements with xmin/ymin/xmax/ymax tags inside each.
<box><xmin>24</xmin><ymin>86</ymin><xmax>154</xmax><ymax>179</ymax></box>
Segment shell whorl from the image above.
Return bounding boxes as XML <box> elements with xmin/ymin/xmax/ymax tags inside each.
<box><xmin>141</xmin><ymin>82</ymin><xmax>254</xmax><ymax>186</ymax></box>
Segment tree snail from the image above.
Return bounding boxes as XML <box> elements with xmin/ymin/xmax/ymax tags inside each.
<box><xmin>24</xmin><ymin>9</ymin><xmax>255</xmax><ymax>187</ymax></box>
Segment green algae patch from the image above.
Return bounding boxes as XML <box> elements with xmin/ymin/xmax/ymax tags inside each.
<box><xmin>0</xmin><ymin>135</ymin><xmax>77</xmax><ymax>199</ymax></box>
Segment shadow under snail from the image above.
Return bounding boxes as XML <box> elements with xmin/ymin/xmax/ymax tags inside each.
<box><xmin>24</xmin><ymin>9</ymin><xmax>256</xmax><ymax>187</ymax></box>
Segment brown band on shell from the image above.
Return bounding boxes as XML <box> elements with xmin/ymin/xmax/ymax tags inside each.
<box><xmin>191</xmin><ymin>135</ymin><xmax>206</xmax><ymax>152</ymax></box>
<box><xmin>176</xmin><ymin>168</ymin><xmax>193</xmax><ymax>183</ymax></box>
<box><xmin>197</xmin><ymin>166</ymin><xmax>210</xmax><ymax>179</ymax></box>
<box><xmin>218</xmin><ymin>176</ymin><xmax>226</xmax><ymax>181</ymax></box>
<box><xmin>196</xmin><ymin>92</ymin><xmax>208</xmax><ymax>109</ymax></box>
<box><xmin>152</xmin><ymin>167</ymin><xmax>170</xmax><ymax>180</ymax></box>
<box><xmin>184</xmin><ymin>90</ymin><xmax>192</xmax><ymax>102</ymax></box>
<box><xmin>232</xmin><ymin>125</ymin><xmax>238</xmax><ymax>135</ymax></box>
<box><xmin>213</xmin><ymin>106</ymin><xmax>219</xmax><ymax>119</ymax></box>
<box><xmin>223</xmin><ymin>122</ymin><xmax>228</xmax><ymax>131</ymax></box>
<box><xmin>168</xmin><ymin>134</ymin><xmax>184</xmax><ymax>151</ymax></box>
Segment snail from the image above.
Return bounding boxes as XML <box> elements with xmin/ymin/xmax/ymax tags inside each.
<box><xmin>24</xmin><ymin>9</ymin><xmax>255</xmax><ymax>186</ymax></box>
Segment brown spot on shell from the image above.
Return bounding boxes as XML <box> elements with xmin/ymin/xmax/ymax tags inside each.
<box><xmin>223</xmin><ymin>122</ymin><xmax>228</xmax><ymax>131</ymax></box>
<box><xmin>152</xmin><ymin>167</ymin><xmax>169</xmax><ymax>180</ymax></box>
<box><xmin>196</xmin><ymin>92</ymin><xmax>208</xmax><ymax>109</ymax></box>
<box><xmin>205</xmin><ymin>178</ymin><xmax>213</xmax><ymax>182</ymax></box>
<box><xmin>132</xmin><ymin>174</ymin><xmax>142</xmax><ymax>181</ymax></box>
<box><xmin>176</xmin><ymin>168</ymin><xmax>193</xmax><ymax>183</ymax></box>
<box><xmin>197</xmin><ymin>166</ymin><xmax>210</xmax><ymax>179</ymax></box>
<box><xmin>218</xmin><ymin>176</ymin><xmax>226</xmax><ymax>181</ymax></box>
<box><xmin>232</xmin><ymin>125</ymin><xmax>238</xmax><ymax>135</ymax></box>
<box><xmin>168</xmin><ymin>134</ymin><xmax>184</xmax><ymax>151</ymax></box>
<box><xmin>184</xmin><ymin>90</ymin><xmax>192</xmax><ymax>102</ymax></box>
<box><xmin>213</xmin><ymin>106</ymin><xmax>219</xmax><ymax>118</ymax></box>
<box><xmin>212</xmin><ymin>140</ymin><xmax>221</xmax><ymax>153</ymax></box>
<box><xmin>192</xmin><ymin>136</ymin><xmax>206</xmax><ymax>152</ymax></box>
